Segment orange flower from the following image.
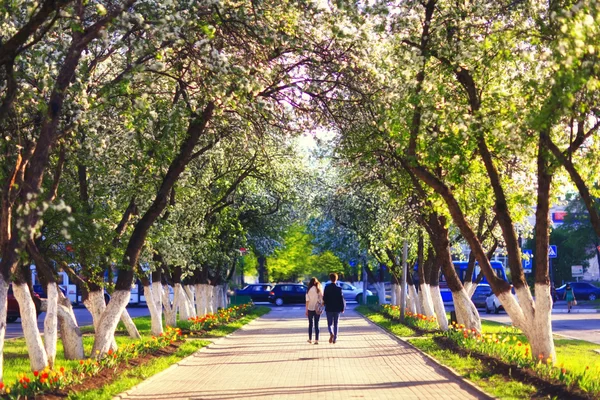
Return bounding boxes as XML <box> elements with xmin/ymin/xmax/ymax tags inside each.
<box><xmin>33</xmin><ymin>370</ymin><xmax>39</xmax><ymax>377</ymax></box>
<box><xmin>40</xmin><ymin>377</ymin><xmax>46</xmax><ymax>384</ymax></box>
<box><xmin>60</xmin><ymin>367</ymin><xmax>65</xmax><ymax>373</ymax></box>
<box><xmin>41</xmin><ymin>372</ymin><xmax>49</xmax><ymax>380</ymax></box>
<box><xmin>0</xmin><ymin>382</ymin><xmax>4</xmax><ymax>390</ymax></box>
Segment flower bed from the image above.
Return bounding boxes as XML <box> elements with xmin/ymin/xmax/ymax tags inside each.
<box><xmin>179</xmin><ymin>303</ymin><xmax>253</xmax><ymax>332</ymax></box>
<box><xmin>380</xmin><ymin>304</ymin><xmax>438</xmax><ymax>332</ymax></box>
<box><xmin>444</xmin><ymin>321</ymin><xmax>600</xmax><ymax>398</ymax></box>
<box><xmin>0</xmin><ymin>303</ymin><xmax>257</xmax><ymax>399</ymax></box>
<box><xmin>1</xmin><ymin>326</ymin><xmax>182</xmax><ymax>399</ymax></box>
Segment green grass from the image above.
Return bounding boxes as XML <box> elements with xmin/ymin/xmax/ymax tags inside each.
<box><xmin>409</xmin><ymin>338</ymin><xmax>537</xmax><ymax>399</ymax></box>
<box><xmin>4</xmin><ymin>305</ymin><xmax>270</xmax><ymax>399</ymax></box>
<box><xmin>356</xmin><ymin>305</ymin><xmax>418</xmax><ymax>337</ymax></box>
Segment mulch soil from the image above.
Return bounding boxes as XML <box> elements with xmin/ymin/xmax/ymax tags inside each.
<box><xmin>433</xmin><ymin>336</ymin><xmax>595</xmax><ymax>400</ymax></box>
<box><xmin>35</xmin><ymin>342</ymin><xmax>183</xmax><ymax>399</ymax></box>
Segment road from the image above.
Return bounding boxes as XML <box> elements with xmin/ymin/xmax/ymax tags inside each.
<box><xmin>481</xmin><ymin>311</ymin><xmax>600</xmax><ymax>344</ymax></box>
<box><xmin>5</xmin><ymin>306</ymin><xmax>151</xmax><ymax>339</ymax></box>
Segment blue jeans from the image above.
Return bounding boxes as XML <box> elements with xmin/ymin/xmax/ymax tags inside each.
<box><xmin>307</xmin><ymin>310</ymin><xmax>320</xmax><ymax>340</ymax></box>
<box><xmin>326</xmin><ymin>312</ymin><xmax>340</xmax><ymax>340</ymax></box>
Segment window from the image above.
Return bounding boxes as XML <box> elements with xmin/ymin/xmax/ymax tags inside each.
<box><xmin>251</xmin><ymin>286</ymin><xmax>264</xmax><ymax>292</ymax></box>
<box><xmin>341</xmin><ymin>283</ymin><xmax>352</xmax><ymax>290</ymax></box>
<box><xmin>280</xmin><ymin>285</ymin><xmax>293</xmax><ymax>292</ymax></box>
<box><xmin>295</xmin><ymin>286</ymin><xmax>306</xmax><ymax>292</ymax></box>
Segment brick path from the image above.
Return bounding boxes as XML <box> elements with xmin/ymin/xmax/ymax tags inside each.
<box><xmin>116</xmin><ymin>306</ymin><xmax>489</xmax><ymax>400</ymax></box>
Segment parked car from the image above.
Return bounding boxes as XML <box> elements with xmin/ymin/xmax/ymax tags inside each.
<box><xmin>471</xmin><ymin>284</ymin><xmax>493</xmax><ymax>308</ymax></box>
<box><xmin>32</xmin><ymin>284</ymin><xmax>67</xmax><ymax>298</ymax></box>
<box><xmin>323</xmin><ymin>281</ymin><xmax>373</xmax><ymax>303</ymax></box>
<box><xmin>235</xmin><ymin>283</ymin><xmax>274</xmax><ymax>302</ymax></box>
<box><xmin>268</xmin><ymin>283</ymin><xmax>308</xmax><ymax>306</ymax></box>
<box><xmin>485</xmin><ymin>286</ymin><xmax>518</xmax><ymax>314</ymax></box>
<box><xmin>7</xmin><ymin>285</ymin><xmax>42</xmax><ymax>323</ymax></box>
<box><xmin>556</xmin><ymin>282</ymin><xmax>600</xmax><ymax>301</ymax></box>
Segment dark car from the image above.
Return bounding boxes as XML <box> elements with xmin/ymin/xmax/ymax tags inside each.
<box><xmin>556</xmin><ymin>282</ymin><xmax>600</xmax><ymax>301</ymax></box>
<box><xmin>471</xmin><ymin>283</ymin><xmax>493</xmax><ymax>308</ymax></box>
<box><xmin>268</xmin><ymin>283</ymin><xmax>308</xmax><ymax>306</ymax></box>
<box><xmin>7</xmin><ymin>285</ymin><xmax>42</xmax><ymax>323</ymax></box>
<box><xmin>32</xmin><ymin>284</ymin><xmax>67</xmax><ymax>298</ymax></box>
<box><xmin>235</xmin><ymin>283</ymin><xmax>274</xmax><ymax>302</ymax></box>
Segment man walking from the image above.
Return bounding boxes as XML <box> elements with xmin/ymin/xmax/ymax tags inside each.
<box><xmin>323</xmin><ymin>272</ymin><xmax>345</xmax><ymax>344</ymax></box>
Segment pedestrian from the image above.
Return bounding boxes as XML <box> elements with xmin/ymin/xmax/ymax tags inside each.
<box><xmin>564</xmin><ymin>283</ymin><xmax>576</xmax><ymax>313</ymax></box>
<box><xmin>323</xmin><ymin>272</ymin><xmax>345</xmax><ymax>344</ymax></box>
<box><xmin>305</xmin><ymin>277</ymin><xmax>323</xmax><ymax>344</ymax></box>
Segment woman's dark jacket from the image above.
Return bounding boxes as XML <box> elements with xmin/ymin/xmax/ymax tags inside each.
<box><xmin>323</xmin><ymin>283</ymin><xmax>345</xmax><ymax>312</ymax></box>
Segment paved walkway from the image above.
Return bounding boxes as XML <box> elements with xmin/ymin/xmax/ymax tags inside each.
<box><xmin>116</xmin><ymin>307</ymin><xmax>489</xmax><ymax>400</ymax></box>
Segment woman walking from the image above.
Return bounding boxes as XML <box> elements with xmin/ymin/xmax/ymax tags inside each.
<box><xmin>305</xmin><ymin>277</ymin><xmax>323</xmax><ymax>344</ymax></box>
<box><xmin>564</xmin><ymin>283</ymin><xmax>576</xmax><ymax>313</ymax></box>
<box><xmin>323</xmin><ymin>272</ymin><xmax>345</xmax><ymax>344</ymax></box>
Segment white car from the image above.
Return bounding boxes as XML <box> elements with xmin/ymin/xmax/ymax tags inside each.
<box><xmin>486</xmin><ymin>289</ymin><xmax>518</xmax><ymax>314</ymax></box>
<box><xmin>323</xmin><ymin>281</ymin><xmax>373</xmax><ymax>303</ymax></box>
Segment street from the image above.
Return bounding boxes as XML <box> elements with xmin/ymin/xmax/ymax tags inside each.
<box><xmin>481</xmin><ymin>312</ymin><xmax>600</xmax><ymax>344</ymax></box>
<box><xmin>5</xmin><ymin>306</ymin><xmax>151</xmax><ymax>339</ymax></box>
<box><xmin>6</xmin><ymin>302</ymin><xmax>600</xmax><ymax>346</ymax></box>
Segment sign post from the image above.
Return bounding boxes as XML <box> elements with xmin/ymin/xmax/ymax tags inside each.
<box><xmin>400</xmin><ymin>241</ymin><xmax>407</xmax><ymax>322</ymax></box>
<box><xmin>548</xmin><ymin>245</ymin><xmax>557</xmax><ymax>285</ymax></box>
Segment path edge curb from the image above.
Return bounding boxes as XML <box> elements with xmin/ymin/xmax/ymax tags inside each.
<box><xmin>356</xmin><ymin>309</ymin><xmax>497</xmax><ymax>400</ymax></box>
<box><xmin>112</xmin><ymin>311</ymin><xmax>267</xmax><ymax>400</ymax></box>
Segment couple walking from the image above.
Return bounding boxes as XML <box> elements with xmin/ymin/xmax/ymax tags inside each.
<box><xmin>305</xmin><ymin>273</ymin><xmax>345</xmax><ymax>344</ymax></box>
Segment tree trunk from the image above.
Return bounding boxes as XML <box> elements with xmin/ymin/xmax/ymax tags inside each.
<box><xmin>430</xmin><ymin>285</ymin><xmax>448</xmax><ymax>331</ymax></box>
<box><xmin>194</xmin><ymin>283</ymin><xmax>205</xmax><ymax>316</ymax></box>
<box><xmin>207</xmin><ymin>285</ymin><xmax>215</xmax><ymax>314</ymax></box>
<box><xmin>43</xmin><ymin>282</ymin><xmax>59</xmax><ymax>367</ymax></box>
<box><xmin>419</xmin><ymin>284</ymin><xmax>435</xmax><ymax>317</ymax></box>
<box><xmin>407</xmin><ymin>285</ymin><xmax>419</xmax><ymax>313</ymax></box>
<box><xmin>452</xmin><ymin>289</ymin><xmax>481</xmax><ymax>332</ymax></box>
<box><xmin>56</xmin><ymin>291</ymin><xmax>84</xmax><ymax>360</ymax></box>
<box><xmin>221</xmin><ymin>283</ymin><xmax>229</xmax><ymax>309</ymax></box>
<box><xmin>13</xmin><ymin>283</ymin><xmax>48</xmax><ymax>371</ymax></box>
<box><xmin>120</xmin><ymin>308</ymin><xmax>141</xmax><ymax>339</ymax></box>
<box><xmin>162</xmin><ymin>284</ymin><xmax>177</xmax><ymax>327</ymax></box>
<box><xmin>185</xmin><ymin>285</ymin><xmax>197</xmax><ymax>317</ymax></box>
<box><xmin>145</xmin><ymin>283</ymin><xmax>163</xmax><ymax>336</ymax></box>
<box><xmin>390</xmin><ymin>283</ymin><xmax>397</xmax><ymax>305</ymax></box>
<box><xmin>91</xmin><ymin>290</ymin><xmax>130</xmax><ymax>356</ymax></box>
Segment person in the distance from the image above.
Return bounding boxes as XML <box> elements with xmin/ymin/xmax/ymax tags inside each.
<box><xmin>305</xmin><ymin>277</ymin><xmax>323</xmax><ymax>344</ymax></box>
<box><xmin>323</xmin><ymin>272</ymin><xmax>345</xmax><ymax>344</ymax></box>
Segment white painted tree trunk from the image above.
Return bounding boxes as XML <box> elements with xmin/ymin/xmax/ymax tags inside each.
<box><xmin>162</xmin><ymin>284</ymin><xmax>177</xmax><ymax>327</ymax></box>
<box><xmin>91</xmin><ymin>290</ymin><xmax>130</xmax><ymax>356</ymax></box>
<box><xmin>430</xmin><ymin>285</ymin><xmax>449</xmax><ymax>331</ymax></box>
<box><xmin>44</xmin><ymin>283</ymin><xmax>59</xmax><ymax>367</ymax></box>
<box><xmin>145</xmin><ymin>284</ymin><xmax>163</xmax><ymax>336</ymax></box>
<box><xmin>452</xmin><ymin>289</ymin><xmax>481</xmax><ymax>332</ymax></box>
<box><xmin>207</xmin><ymin>285</ymin><xmax>215</xmax><ymax>314</ymax></box>
<box><xmin>373</xmin><ymin>282</ymin><xmax>387</xmax><ymax>305</ymax></box>
<box><xmin>152</xmin><ymin>281</ymin><xmax>163</xmax><ymax>321</ymax></box>
<box><xmin>499</xmin><ymin>284</ymin><xmax>556</xmax><ymax>362</ymax></box>
<box><xmin>84</xmin><ymin>290</ymin><xmax>117</xmax><ymax>350</ymax></box>
<box><xmin>185</xmin><ymin>285</ymin><xmax>197</xmax><ymax>318</ymax></box>
<box><xmin>174</xmin><ymin>283</ymin><xmax>191</xmax><ymax>321</ymax></box>
<box><xmin>395</xmin><ymin>285</ymin><xmax>402</xmax><ymax>307</ymax></box>
<box><xmin>419</xmin><ymin>284</ymin><xmax>435</xmax><ymax>317</ymax></box>
<box><xmin>406</xmin><ymin>290</ymin><xmax>417</xmax><ymax>314</ymax></box>
<box><xmin>408</xmin><ymin>285</ymin><xmax>421</xmax><ymax>314</ymax></box>
<box><xmin>0</xmin><ymin>276</ymin><xmax>9</xmax><ymax>380</ymax></box>
<box><xmin>390</xmin><ymin>283</ymin><xmax>397</xmax><ymax>305</ymax></box>
<box><xmin>194</xmin><ymin>284</ymin><xmax>204</xmax><ymax>316</ymax></box>
<box><xmin>56</xmin><ymin>291</ymin><xmax>84</xmax><ymax>360</ymax></box>
<box><xmin>13</xmin><ymin>283</ymin><xmax>48</xmax><ymax>371</ymax></box>
<box><xmin>120</xmin><ymin>308</ymin><xmax>141</xmax><ymax>339</ymax></box>
<box><xmin>221</xmin><ymin>283</ymin><xmax>229</xmax><ymax>308</ymax></box>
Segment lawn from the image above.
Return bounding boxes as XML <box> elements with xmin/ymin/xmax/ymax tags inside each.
<box><xmin>3</xmin><ymin>305</ymin><xmax>270</xmax><ymax>399</ymax></box>
<box><xmin>356</xmin><ymin>307</ymin><xmax>600</xmax><ymax>400</ymax></box>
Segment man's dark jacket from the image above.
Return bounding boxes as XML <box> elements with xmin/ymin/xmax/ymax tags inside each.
<box><xmin>323</xmin><ymin>283</ymin><xmax>345</xmax><ymax>312</ymax></box>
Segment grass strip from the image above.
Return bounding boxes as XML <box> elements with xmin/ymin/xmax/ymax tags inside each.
<box><xmin>409</xmin><ymin>337</ymin><xmax>537</xmax><ymax>399</ymax></box>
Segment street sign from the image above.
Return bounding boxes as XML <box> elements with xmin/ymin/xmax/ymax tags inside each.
<box><xmin>572</xmin><ymin>265</ymin><xmax>584</xmax><ymax>277</ymax></box>
<box><xmin>548</xmin><ymin>245</ymin><xmax>557</xmax><ymax>259</ymax></box>
<box><xmin>522</xmin><ymin>250</ymin><xmax>533</xmax><ymax>273</ymax></box>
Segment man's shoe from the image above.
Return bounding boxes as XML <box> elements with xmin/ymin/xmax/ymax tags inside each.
<box><xmin>329</xmin><ymin>334</ymin><xmax>334</xmax><ymax>343</ymax></box>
